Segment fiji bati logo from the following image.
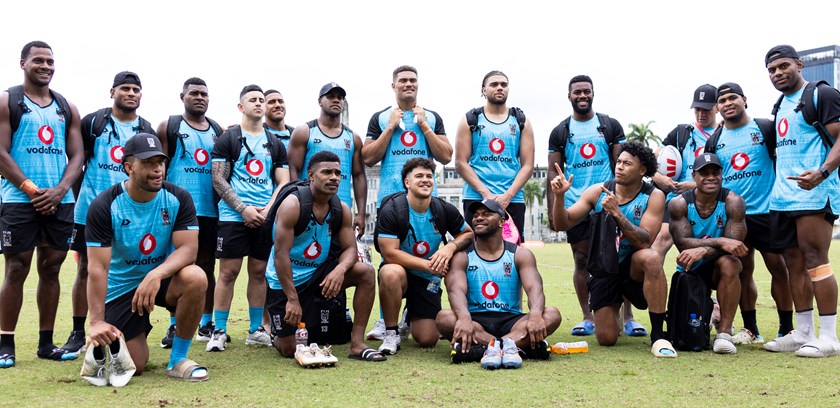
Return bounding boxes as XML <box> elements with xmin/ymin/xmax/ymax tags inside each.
<box><xmin>481</xmin><ymin>281</ymin><xmax>499</xmax><ymax>300</ymax></box>
<box><xmin>580</xmin><ymin>143</ymin><xmax>596</xmax><ymax>159</ymax></box>
<box><xmin>751</xmin><ymin>132</ymin><xmax>762</xmax><ymax>145</ymax></box>
<box><xmin>344</xmin><ymin>139</ymin><xmax>351</xmax><ymax>151</ymax></box>
<box><xmin>716</xmin><ymin>215</ymin><xmax>724</xmax><ymax>230</ymax></box>
<box><xmin>38</xmin><ymin>125</ymin><xmax>55</xmax><ymax>144</ymax></box>
<box><xmin>633</xmin><ymin>205</ymin><xmax>642</xmax><ymax>220</ymax></box>
<box><xmin>503</xmin><ymin>262</ymin><xmax>512</xmax><ymax>277</ymax></box>
<box><xmin>509</xmin><ymin>124</ymin><xmax>517</xmax><ymax>135</ymax></box>
<box><xmin>246</xmin><ymin>159</ymin><xmax>264</xmax><ymax>176</ymax></box>
<box><xmin>489</xmin><ymin>138</ymin><xmax>505</xmax><ymax>154</ymax></box>
<box><xmin>412</xmin><ymin>241</ymin><xmax>430</xmax><ymax>257</ymax></box>
<box><xmin>161</xmin><ymin>208</ymin><xmax>170</xmax><ymax>226</ymax></box>
<box><xmin>401</xmin><ymin>131</ymin><xmax>417</xmax><ymax>147</ymax></box>
<box><xmin>139</xmin><ymin>234</ymin><xmax>156</xmax><ymax>255</ymax></box>
<box><xmin>304</xmin><ymin>239</ymin><xmax>322</xmax><ymax>260</ymax></box>
<box><xmin>194</xmin><ymin>148</ymin><xmax>209</xmax><ymax>165</ymax></box>
<box><xmin>110</xmin><ymin>146</ymin><xmax>124</xmax><ymax>163</ymax></box>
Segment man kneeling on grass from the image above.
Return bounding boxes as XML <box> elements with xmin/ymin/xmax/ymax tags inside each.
<box><xmin>436</xmin><ymin>199</ymin><xmax>561</xmax><ymax>369</ymax></box>
<box><xmin>84</xmin><ymin>134</ymin><xmax>208</xmax><ymax>386</ymax></box>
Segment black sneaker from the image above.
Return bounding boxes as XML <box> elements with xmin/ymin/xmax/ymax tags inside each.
<box><xmin>60</xmin><ymin>330</ymin><xmax>86</xmax><ymax>353</ymax></box>
<box><xmin>450</xmin><ymin>343</ymin><xmax>487</xmax><ymax>364</ymax></box>
<box><xmin>522</xmin><ymin>340</ymin><xmax>551</xmax><ymax>360</ymax></box>
<box><xmin>160</xmin><ymin>325</ymin><xmax>175</xmax><ymax>349</ymax></box>
<box><xmin>196</xmin><ymin>321</ymin><xmax>214</xmax><ymax>342</ymax></box>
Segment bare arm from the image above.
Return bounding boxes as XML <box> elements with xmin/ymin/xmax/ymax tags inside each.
<box><xmin>273</xmin><ymin>195</ymin><xmax>302</xmax><ymax>325</ymax></box>
<box><xmin>427</xmin><ymin>227</ymin><xmax>474</xmax><ymax>275</ymax></box>
<box><xmin>517</xmin><ymin>247</ymin><xmax>549</xmax><ymax>347</ymax></box>
<box><xmin>156</xmin><ymin>120</ymin><xmax>168</xmax><ymax>160</ymax></box>
<box><xmin>361</xmin><ymin>110</ymin><xmax>401</xmax><ymax>166</ymax></box>
<box><xmin>416</xmin><ymin>107</ymin><xmax>453</xmax><ymax>164</ymax></box>
<box><xmin>86</xmin><ymin>246</ymin><xmax>122</xmax><ymax>346</ymax></box>
<box><xmin>319</xmin><ymin>203</ymin><xmax>359</xmax><ymax>298</ymax></box>
<box><xmin>132</xmin><ymin>229</ymin><xmax>199</xmax><ymax>316</ymax></box>
<box><xmin>504</xmin><ymin>118</ymin><xmax>535</xmax><ymax>204</ymax></box>
<box><xmin>670</xmin><ymin>192</ymin><xmax>748</xmax><ymax>259</ymax></box>
<box><xmin>212</xmin><ymin>160</ymin><xmax>246</xmax><ymax>213</ymax></box>
<box><xmin>351</xmin><ymin>133</ymin><xmax>367</xmax><ymax>234</ymax></box>
<box><xmin>606</xmin><ymin>188</ymin><xmax>663</xmax><ymax>249</ymax></box>
<box><xmin>378</xmin><ymin>236</ymin><xmax>439</xmax><ymax>275</ymax></box>
<box><xmin>287</xmin><ymin>125</ymin><xmax>309</xmax><ymax>180</ymax></box>
<box><xmin>443</xmin><ymin>251</ymin><xmax>476</xmax><ymax>349</ymax></box>
<box><xmin>546</xmin><ymin>151</ymin><xmax>564</xmax><ymax>230</ymax></box>
<box><xmin>549</xmin><ymin>163</ymin><xmax>598</xmax><ymax>231</ymax></box>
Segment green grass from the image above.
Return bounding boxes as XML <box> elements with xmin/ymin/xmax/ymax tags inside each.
<box><xmin>3</xmin><ymin>244</ymin><xmax>840</xmax><ymax>407</ymax></box>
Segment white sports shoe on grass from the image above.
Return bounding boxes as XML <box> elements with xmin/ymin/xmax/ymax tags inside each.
<box><xmin>245</xmin><ymin>327</ymin><xmax>272</xmax><ymax>346</ymax></box>
<box><xmin>379</xmin><ymin>329</ymin><xmax>401</xmax><ymax>355</ymax></box>
<box><xmin>763</xmin><ymin>331</ymin><xmax>810</xmax><ymax>352</ymax></box>
<box><xmin>108</xmin><ymin>335</ymin><xmax>136</xmax><ymax>388</ymax></box>
<box><xmin>713</xmin><ymin>333</ymin><xmax>737</xmax><ymax>354</ymax></box>
<box><xmin>79</xmin><ymin>344</ymin><xmax>108</xmax><ymax>387</ymax></box>
<box><xmin>366</xmin><ymin>319</ymin><xmax>386</xmax><ymax>340</ymax></box>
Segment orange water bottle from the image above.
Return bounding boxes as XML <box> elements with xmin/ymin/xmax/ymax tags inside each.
<box><xmin>550</xmin><ymin>341</ymin><xmax>589</xmax><ymax>355</ymax></box>
<box><xmin>295</xmin><ymin>322</ymin><xmax>308</xmax><ymax>347</ymax></box>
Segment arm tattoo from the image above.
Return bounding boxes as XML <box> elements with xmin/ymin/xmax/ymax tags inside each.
<box><xmin>212</xmin><ymin>161</ymin><xmax>246</xmax><ymax>213</ymax></box>
<box><xmin>614</xmin><ymin>213</ymin><xmax>651</xmax><ymax>248</ymax></box>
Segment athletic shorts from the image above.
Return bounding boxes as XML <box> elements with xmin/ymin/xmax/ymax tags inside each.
<box><xmin>70</xmin><ymin>223</ymin><xmax>86</xmax><ymax>253</ymax></box>
<box><xmin>266</xmin><ymin>259</ymin><xmax>341</xmax><ymax>340</ymax></box>
<box><xmin>745</xmin><ymin>213</ymin><xmax>786</xmax><ymax>254</ymax></box>
<box><xmin>197</xmin><ymin>216</ymin><xmax>218</xmax><ymax>255</ymax></box>
<box><xmin>566</xmin><ymin>214</ymin><xmax>591</xmax><ymax>244</ymax></box>
<box><xmin>104</xmin><ymin>277</ymin><xmax>174</xmax><ymax>342</ymax></box>
<box><xmin>463</xmin><ymin>200</ymin><xmax>526</xmax><ymax>243</ymax></box>
<box><xmin>0</xmin><ymin>203</ymin><xmax>73</xmax><ymax>254</ymax></box>
<box><xmin>771</xmin><ymin>202</ymin><xmax>837</xmax><ymax>250</ymax></box>
<box><xmin>588</xmin><ymin>256</ymin><xmax>648</xmax><ymax>312</ymax></box>
<box><xmin>470</xmin><ymin>311</ymin><xmax>526</xmax><ymax>338</ymax></box>
<box><xmin>404</xmin><ymin>273</ymin><xmax>443</xmax><ymax>321</ymax></box>
<box><xmin>215</xmin><ymin>221</ymin><xmax>270</xmax><ymax>260</ymax></box>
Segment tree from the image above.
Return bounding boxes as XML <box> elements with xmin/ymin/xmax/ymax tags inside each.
<box><xmin>626</xmin><ymin>121</ymin><xmax>661</xmax><ymax>147</ymax></box>
<box><xmin>523</xmin><ymin>180</ymin><xmax>545</xmax><ymax>238</ymax></box>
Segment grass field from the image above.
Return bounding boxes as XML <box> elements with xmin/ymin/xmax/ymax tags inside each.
<box><xmin>2</xmin><ymin>243</ymin><xmax>840</xmax><ymax>407</ymax></box>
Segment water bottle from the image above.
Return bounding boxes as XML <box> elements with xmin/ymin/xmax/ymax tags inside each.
<box><xmin>295</xmin><ymin>322</ymin><xmax>308</xmax><ymax>347</ymax></box>
<box><xmin>550</xmin><ymin>341</ymin><xmax>589</xmax><ymax>355</ymax></box>
<box><xmin>345</xmin><ymin>307</ymin><xmax>352</xmax><ymax>324</ymax></box>
<box><xmin>688</xmin><ymin>313</ymin><xmax>702</xmax><ymax>351</ymax></box>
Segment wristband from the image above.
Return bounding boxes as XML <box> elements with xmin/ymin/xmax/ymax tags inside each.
<box><xmin>20</xmin><ymin>179</ymin><xmax>39</xmax><ymax>196</ymax></box>
<box><xmin>820</xmin><ymin>167</ymin><xmax>830</xmax><ymax>180</ymax></box>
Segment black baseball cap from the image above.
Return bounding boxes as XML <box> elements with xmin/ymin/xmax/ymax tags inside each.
<box><xmin>716</xmin><ymin>82</ymin><xmax>745</xmax><ymax>100</ymax></box>
<box><xmin>319</xmin><ymin>82</ymin><xmax>346</xmax><ymax>98</ymax></box>
<box><xmin>693</xmin><ymin>152</ymin><xmax>722</xmax><ymax>171</ymax></box>
<box><xmin>123</xmin><ymin>133</ymin><xmax>167</xmax><ymax>160</ymax></box>
<box><xmin>112</xmin><ymin>71</ymin><xmax>141</xmax><ymax>89</ymax></box>
<box><xmin>468</xmin><ymin>198</ymin><xmax>509</xmax><ymax>220</ymax></box>
<box><xmin>765</xmin><ymin>45</ymin><xmax>799</xmax><ymax>66</ymax></box>
<box><xmin>691</xmin><ymin>84</ymin><xmax>717</xmax><ymax>110</ymax></box>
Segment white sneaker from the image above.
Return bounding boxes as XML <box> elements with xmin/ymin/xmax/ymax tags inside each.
<box><xmin>398</xmin><ymin>309</ymin><xmax>411</xmax><ymax>341</ymax></box>
<box><xmin>295</xmin><ymin>343</ymin><xmax>320</xmax><ymax>368</ymax></box>
<box><xmin>731</xmin><ymin>328</ymin><xmax>764</xmax><ymax>345</ymax></box>
<box><xmin>366</xmin><ymin>319</ymin><xmax>386</xmax><ymax>340</ymax></box>
<box><xmin>763</xmin><ymin>331</ymin><xmax>811</xmax><ymax>352</ymax></box>
<box><xmin>245</xmin><ymin>327</ymin><xmax>272</xmax><ymax>346</ymax></box>
<box><xmin>378</xmin><ymin>329</ymin><xmax>401</xmax><ymax>355</ymax></box>
<box><xmin>108</xmin><ymin>335</ymin><xmax>136</xmax><ymax>388</ymax></box>
<box><xmin>501</xmin><ymin>338</ymin><xmax>522</xmax><ymax>368</ymax></box>
<box><xmin>206</xmin><ymin>329</ymin><xmax>228</xmax><ymax>352</ymax></box>
<box><xmin>713</xmin><ymin>333</ymin><xmax>737</xmax><ymax>354</ymax></box>
<box><xmin>313</xmin><ymin>343</ymin><xmax>338</xmax><ymax>366</ymax></box>
<box><xmin>79</xmin><ymin>344</ymin><xmax>108</xmax><ymax>387</ymax></box>
<box><xmin>480</xmin><ymin>339</ymin><xmax>502</xmax><ymax>370</ymax></box>
<box><xmin>794</xmin><ymin>336</ymin><xmax>840</xmax><ymax>358</ymax></box>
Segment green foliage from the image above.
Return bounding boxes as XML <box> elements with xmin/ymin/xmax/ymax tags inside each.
<box><xmin>523</xmin><ymin>180</ymin><xmax>545</xmax><ymax>211</ymax></box>
<box><xmin>626</xmin><ymin>121</ymin><xmax>662</xmax><ymax>147</ymax></box>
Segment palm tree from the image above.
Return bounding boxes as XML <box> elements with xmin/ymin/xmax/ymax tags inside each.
<box><xmin>626</xmin><ymin>121</ymin><xmax>661</xmax><ymax>147</ymax></box>
<box><xmin>523</xmin><ymin>180</ymin><xmax>545</xmax><ymax>238</ymax></box>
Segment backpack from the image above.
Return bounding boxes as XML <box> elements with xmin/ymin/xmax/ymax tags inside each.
<box><xmin>261</xmin><ymin>179</ymin><xmax>344</xmax><ymax>248</ymax></box>
<box><xmin>553</xmin><ymin>113</ymin><xmax>623</xmax><ymax>169</ymax></box>
<box><xmin>7</xmin><ymin>85</ymin><xmax>72</xmax><ymax>135</ymax></box>
<box><xmin>373</xmin><ymin>191</ymin><xmax>449</xmax><ymax>254</ymax></box>
<box><xmin>263</xmin><ymin>122</ymin><xmax>295</xmax><ymax>138</ymax></box>
<box><xmin>772</xmin><ymin>80</ymin><xmax>837</xmax><ymax>148</ymax></box>
<box><xmin>465</xmin><ymin>107</ymin><xmax>526</xmax><ymax>134</ymax></box>
<box><xmin>81</xmin><ymin>108</ymin><xmax>155</xmax><ymax>163</ymax></box>
<box><xmin>704</xmin><ymin>118</ymin><xmax>776</xmax><ymax>162</ymax></box>
<box><xmin>220</xmin><ymin>125</ymin><xmax>288</xmax><ymax>183</ymax></box>
<box><xmin>165</xmin><ymin>114</ymin><xmax>223</xmax><ymax>159</ymax></box>
<box><xmin>666</xmin><ymin>270</ymin><xmax>713</xmax><ymax>351</ymax></box>
<box><xmin>666</xmin><ymin>124</ymin><xmax>695</xmax><ymax>154</ymax></box>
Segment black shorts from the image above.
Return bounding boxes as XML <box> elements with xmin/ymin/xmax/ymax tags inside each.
<box><xmin>215</xmin><ymin>221</ymin><xmax>271</xmax><ymax>260</ymax></box>
<box><xmin>0</xmin><ymin>203</ymin><xmax>73</xmax><ymax>254</ymax></box>
<box><xmin>463</xmin><ymin>200</ymin><xmax>526</xmax><ymax>243</ymax></box>
<box><xmin>404</xmin><ymin>273</ymin><xmax>443</xmax><ymax>321</ymax></box>
<box><xmin>566</xmin><ymin>214</ymin><xmax>591</xmax><ymax>244</ymax></box>
<box><xmin>470</xmin><ymin>311</ymin><xmax>526</xmax><ymax>338</ymax></box>
<box><xmin>197</xmin><ymin>216</ymin><xmax>218</xmax><ymax>254</ymax></box>
<box><xmin>588</xmin><ymin>256</ymin><xmax>648</xmax><ymax>312</ymax></box>
<box><xmin>745</xmin><ymin>214</ymin><xmax>786</xmax><ymax>254</ymax></box>
<box><xmin>104</xmin><ymin>277</ymin><xmax>174</xmax><ymax>342</ymax></box>
<box><xmin>771</xmin><ymin>203</ymin><xmax>837</xmax><ymax>250</ymax></box>
<box><xmin>70</xmin><ymin>223</ymin><xmax>85</xmax><ymax>253</ymax></box>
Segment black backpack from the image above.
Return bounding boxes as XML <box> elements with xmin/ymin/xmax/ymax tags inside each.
<box><xmin>587</xmin><ymin>180</ymin><xmax>620</xmax><ymax>277</ymax></box>
<box><xmin>553</xmin><ymin>113</ymin><xmax>623</xmax><ymax>169</ymax></box>
<box><xmin>666</xmin><ymin>270</ymin><xmax>713</xmax><ymax>351</ymax></box>
<box><xmin>219</xmin><ymin>125</ymin><xmax>288</xmax><ymax>183</ymax></box>
<box><xmin>664</xmin><ymin>124</ymin><xmax>696</xmax><ymax>154</ymax></box>
<box><xmin>165</xmin><ymin>114</ymin><xmax>223</xmax><ymax>159</ymax></box>
<box><xmin>7</xmin><ymin>85</ymin><xmax>72</xmax><ymax>135</ymax></box>
<box><xmin>262</xmin><ymin>179</ymin><xmax>344</xmax><ymax>248</ymax></box>
<box><xmin>772</xmin><ymin>80</ymin><xmax>838</xmax><ymax>148</ymax></box>
<box><xmin>465</xmin><ymin>107</ymin><xmax>526</xmax><ymax>134</ymax></box>
<box><xmin>704</xmin><ymin>118</ymin><xmax>776</xmax><ymax>162</ymax></box>
<box><xmin>80</xmin><ymin>108</ymin><xmax>155</xmax><ymax>164</ymax></box>
<box><xmin>373</xmin><ymin>191</ymin><xmax>449</xmax><ymax>254</ymax></box>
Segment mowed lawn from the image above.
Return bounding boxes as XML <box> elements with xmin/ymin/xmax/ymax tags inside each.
<box><xmin>2</xmin><ymin>243</ymin><xmax>840</xmax><ymax>407</ymax></box>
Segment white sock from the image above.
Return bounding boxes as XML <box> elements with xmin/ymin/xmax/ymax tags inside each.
<box><xmin>819</xmin><ymin>314</ymin><xmax>838</xmax><ymax>341</ymax></box>
<box><xmin>794</xmin><ymin>310</ymin><xmax>815</xmax><ymax>342</ymax></box>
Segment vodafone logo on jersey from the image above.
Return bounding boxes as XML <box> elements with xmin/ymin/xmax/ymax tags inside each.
<box><xmin>695</xmin><ymin>146</ymin><xmax>705</xmax><ymax>157</ymax></box>
<box><xmin>139</xmin><ymin>234</ymin><xmax>156</xmax><ymax>255</ymax></box>
<box><xmin>110</xmin><ymin>146</ymin><xmax>124</xmax><ymax>163</ymax></box>
<box><xmin>778</xmin><ymin>118</ymin><xmax>789</xmax><ymax>137</ymax></box>
<box><xmin>194</xmin><ymin>148</ymin><xmax>209</xmax><ymax>165</ymax></box>
<box><xmin>304</xmin><ymin>240</ymin><xmax>322</xmax><ymax>260</ymax></box>
<box><xmin>481</xmin><ymin>281</ymin><xmax>500</xmax><ymax>300</ymax></box>
<box><xmin>731</xmin><ymin>152</ymin><xmax>750</xmax><ymax>171</ymax></box>
<box><xmin>38</xmin><ymin>125</ymin><xmax>55</xmax><ymax>144</ymax></box>
<box><xmin>401</xmin><ymin>131</ymin><xmax>417</xmax><ymax>147</ymax></box>
<box><xmin>412</xmin><ymin>241</ymin><xmax>430</xmax><ymax>257</ymax></box>
<box><xmin>489</xmin><ymin>138</ymin><xmax>505</xmax><ymax>154</ymax></box>
<box><xmin>246</xmin><ymin>159</ymin><xmax>264</xmax><ymax>176</ymax></box>
<box><xmin>580</xmin><ymin>143</ymin><xmax>596</xmax><ymax>159</ymax></box>
<box><xmin>701</xmin><ymin>234</ymin><xmax>711</xmax><ymax>239</ymax></box>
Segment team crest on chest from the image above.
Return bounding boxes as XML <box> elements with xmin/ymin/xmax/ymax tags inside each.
<box><xmin>716</xmin><ymin>215</ymin><xmax>724</xmax><ymax>230</ymax></box>
<box><xmin>344</xmin><ymin>139</ymin><xmax>351</xmax><ymax>151</ymax></box>
<box><xmin>633</xmin><ymin>205</ymin><xmax>642</xmax><ymax>220</ymax></box>
<box><xmin>161</xmin><ymin>208</ymin><xmax>170</xmax><ymax>226</ymax></box>
<box><xmin>503</xmin><ymin>262</ymin><xmax>512</xmax><ymax>277</ymax></box>
<box><xmin>509</xmin><ymin>124</ymin><xmax>517</xmax><ymax>135</ymax></box>
<box><xmin>750</xmin><ymin>132</ymin><xmax>762</xmax><ymax>145</ymax></box>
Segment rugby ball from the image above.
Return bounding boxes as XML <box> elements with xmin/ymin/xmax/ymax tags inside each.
<box><xmin>657</xmin><ymin>145</ymin><xmax>682</xmax><ymax>180</ymax></box>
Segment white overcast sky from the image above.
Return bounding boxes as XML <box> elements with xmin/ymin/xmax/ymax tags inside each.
<box><xmin>1</xmin><ymin>0</ymin><xmax>837</xmax><ymax>167</ymax></box>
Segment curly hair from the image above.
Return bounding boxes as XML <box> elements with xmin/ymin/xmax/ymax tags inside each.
<box><xmin>619</xmin><ymin>141</ymin><xmax>657</xmax><ymax>177</ymax></box>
